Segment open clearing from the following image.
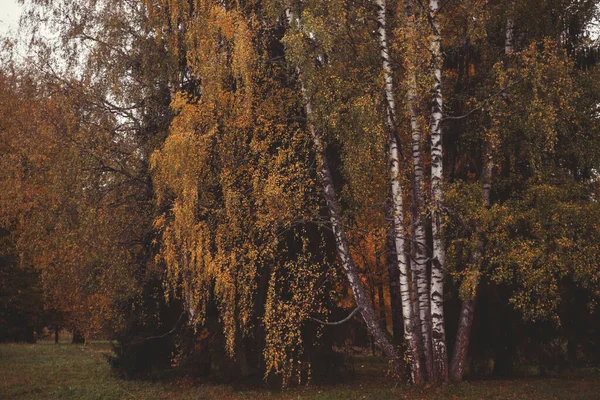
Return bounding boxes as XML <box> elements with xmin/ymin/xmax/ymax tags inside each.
<box><xmin>1</xmin><ymin>342</ymin><xmax>600</xmax><ymax>399</ymax></box>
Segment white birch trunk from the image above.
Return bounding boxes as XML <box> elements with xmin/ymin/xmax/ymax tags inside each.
<box><xmin>428</xmin><ymin>0</ymin><xmax>448</xmax><ymax>383</ymax></box>
<box><xmin>284</xmin><ymin>4</ymin><xmax>401</xmax><ymax>370</ymax></box>
<box><xmin>403</xmin><ymin>0</ymin><xmax>434</xmax><ymax>380</ymax></box>
<box><xmin>505</xmin><ymin>16</ymin><xmax>515</xmax><ymax>55</ymax></box>
<box><xmin>376</xmin><ymin>0</ymin><xmax>423</xmax><ymax>384</ymax></box>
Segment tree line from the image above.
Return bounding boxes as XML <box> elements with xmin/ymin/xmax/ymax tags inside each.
<box><xmin>1</xmin><ymin>0</ymin><xmax>600</xmax><ymax>385</ymax></box>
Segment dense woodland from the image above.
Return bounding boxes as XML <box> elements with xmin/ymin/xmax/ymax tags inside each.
<box><xmin>2</xmin><ymin>0</ymin><xmax>600</xmax><ymax>387</ymax></box>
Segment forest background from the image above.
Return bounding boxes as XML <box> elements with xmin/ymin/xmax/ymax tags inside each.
<box><xmin>2</xmin><ymin>0</ymin><xmax>600</xmax><ymax>388</ymax></box>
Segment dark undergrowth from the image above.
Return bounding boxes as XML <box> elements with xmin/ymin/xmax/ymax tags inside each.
<box><xmin>1</xmin><ymin>341</ymin><xmax>600</xmax><ymax>399</ymax></box>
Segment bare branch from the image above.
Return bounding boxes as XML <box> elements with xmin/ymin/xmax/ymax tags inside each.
<box><xmin>310</xmin><ymin>307</ymin><xmax>362</xmax><ymax>326</ymax></box>
<box><xmin>132</xmin><ymin>312</ymin><xmax>185</xmax><ymax>344</ymax></box>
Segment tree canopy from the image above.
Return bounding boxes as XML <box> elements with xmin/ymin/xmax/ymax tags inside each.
<box><xmin>2</xmin><ymin>0</ymin><xmax>600</xmax><ymax>386</ymax></box>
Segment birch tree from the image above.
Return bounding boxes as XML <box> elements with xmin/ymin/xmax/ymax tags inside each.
<box><xmin>426</xmin><ymin>0</ymin><xmax>449</xmax><ymax>383</ymax></box>
<box><xmin>449</xmin><ymin>6</ymin><xmax>513</xmax><ymax>383</ymax></box>
<box><xmin>283</xmin><ymin>0</ymin><xmax>402</xmax><ymax>372</ymax></box>
<box><xmin>398</xmin><ymin>0</ymin><xmax>434</xmax><ymax>380</ymax></box>
<box><xmin>375</xmin><ymin>0</ymin><xmax>423</xmax><ymax>383</ymax></box>
<box><xmin>149</xmin><ymin>0</ymin><xmax>333</xmax><ymax>381</ymax></box>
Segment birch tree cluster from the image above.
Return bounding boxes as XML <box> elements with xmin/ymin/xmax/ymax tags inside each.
<box><xmin>1</xmin><ymin>0</ymin><xmax>600</xmax><ymax>386</ymax></box>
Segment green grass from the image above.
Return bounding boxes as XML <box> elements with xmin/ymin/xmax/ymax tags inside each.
<box><xmin>1</xmin><ymin>342</ymin><xmax>600</xmax><ymax>399</ymax></box>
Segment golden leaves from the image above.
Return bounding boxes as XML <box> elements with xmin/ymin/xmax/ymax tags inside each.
<box><xmin>263</xmin><ymin>253</ymin><xmax>330</xmax><ymax>386</ymax></box>
<box><xmin>150</xmin><ymin>1</ymin><xmax>323</xmax><ymax>373</ymax></box>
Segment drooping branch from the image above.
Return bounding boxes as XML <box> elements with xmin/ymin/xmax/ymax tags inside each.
<box><xmin>132</xmin><ymin>312</ymin><xmax>185</xmax><ymax>344</ymax></box>
<box><xmin>310</xmin><ymin>307</ymin><xmax>362</xmax><ymax>326</ymax></box>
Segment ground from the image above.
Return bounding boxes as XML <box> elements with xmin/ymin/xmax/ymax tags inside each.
<box><xmin>1</xmin><ymin>341</ymin><xmax>600</xmax><ymax>399</ymax></box>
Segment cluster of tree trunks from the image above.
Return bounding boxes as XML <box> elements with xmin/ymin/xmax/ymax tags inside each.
<box><xmin>285</xmin><ymin>0</ymin><xmax>521</xmax><ymax>384</ymax></box>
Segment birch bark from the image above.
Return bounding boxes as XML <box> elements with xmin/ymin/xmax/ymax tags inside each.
<box><xmin>505</xmin><ymin>14</ymin><xmax>515</xmax><ymax>55</ymax></box>
<box><xmin>385</xmin><ymin>202</ymin><xmax>404</xmax><ymax>345</ymax></box>
<box><xmin>428</xmin><ymin>0</ymin><xmax>448</xmax><ymax>383</ymax></box>
<box><xmin>403</xmin><ymin>0</ymin><xmax>434</xmax><ymax>380</ymax></box>
<box><xmin>375</xmin><ymin>0</ymin><xmax>423</xmax><ymax>383</ymax></box>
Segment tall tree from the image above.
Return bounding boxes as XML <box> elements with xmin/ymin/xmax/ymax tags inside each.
<box><xmin>428</xmin><ymin>0</ymin><xmax>449</xmax><ymax>383</ymax></box>
<box><xmin>449</xmin><ymin>3</ymin><xmax>513</xmax><ymax>382</ymax></box>
<box><xmin>3</xmin><ymin>0</ymin><xmax>176</xmax><ymax>338</ymax></box>
<box><xmin>283</xmin><ymin>0</ymin><xmax>401</xmax><ymax>372</ymax></box>
<box><xmin>375</xmin><ymin>0</ymin><xmax>423</xmax><ymax>384</ymax></box>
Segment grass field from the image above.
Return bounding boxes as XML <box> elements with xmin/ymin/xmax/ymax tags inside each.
<box><xmin>1</xmin><ymin>342</ymin><xmax>600</xmax><ymax>399</ymax></box>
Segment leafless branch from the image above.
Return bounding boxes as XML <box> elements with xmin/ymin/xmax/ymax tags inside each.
<box><xmin>310</xmin><ymin>307</ymin><xmax>362</xmax><ymax>326</ymax></box>
<box><xmin>131</xmin><ymin>312</ymin><xmax>185</xmax><ymax>344</ymax></box>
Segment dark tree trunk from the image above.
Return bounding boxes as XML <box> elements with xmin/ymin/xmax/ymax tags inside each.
<box><xmin>72</xmin><ymin>329</ymin><xmax>85</xmax><ymax>344</ymax></box>
<box><xmin>450</xmin><ymin>297</ymin><xmax>476</xmax><ymax>382</ymax></box>
<box><xmin>493</xmin><ymin>345</ymin><xmax>514</xmax><ymax>377</ymax></box>
<box><xmin>54</xmin><ymin>325</ymin><xmax>60</xmax><ymax>344</ymax></box>
<box><xmin>567</xmin><ymin>337</ymin><xmax>577</xmax><ymax>365</ymax></box>
<box><xmin>24</xmin><ymin>326</ymin><xmax>35</xmax><ymax>343</ymax></box>
<box><xmin>493</xmin><ymin>314</ymin><xmax>516</xmax><ymax>378</ymax></box>
<box><xmin>378</xmin><ymin>276</ymin><xmax>387</xmax><ymax>333</ymax></box>
<box><xmin>369</xmin><ymin>276</ymin><xmax>378</xmax><ymax>356</ymax></box>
